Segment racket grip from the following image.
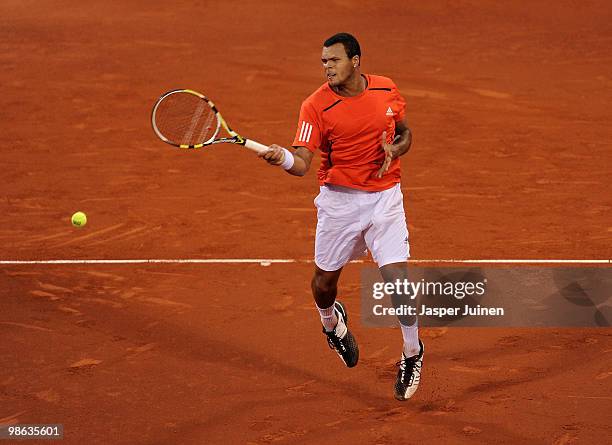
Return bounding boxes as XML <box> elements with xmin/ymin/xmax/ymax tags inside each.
<box><xmin>244</xmin><ymin>139</ymin><xmax>270</xmax><ymax>154</ymax></box>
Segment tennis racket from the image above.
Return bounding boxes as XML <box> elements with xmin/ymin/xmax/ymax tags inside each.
<box><xmin>151</xmin><ymin>89</ymin><xmax>269</xmax><ymax>153</ymax></box>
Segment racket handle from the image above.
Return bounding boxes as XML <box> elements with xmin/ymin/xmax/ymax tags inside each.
<box><xmin>244</xmin><ymin>139</ymin><xmax>270</xmax><ymax>154</ymax></box>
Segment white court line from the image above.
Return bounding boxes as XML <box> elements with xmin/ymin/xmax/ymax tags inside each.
<box><xmin>409</xmin><ymin>259</ymin><xmax>611</xmax><ymax>264</ymax></box>
<box><xmin>0</xmin><ymin>259</ymin><xmax>296</xmax><ymax>265</ymax></box>
<box><xmin>0</xmin><ymin>258</ymin><xmax>609</xmax><ymax>265</ymax></box>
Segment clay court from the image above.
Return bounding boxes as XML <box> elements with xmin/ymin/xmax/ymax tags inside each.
<box><xmin>1</xmin><ymin>1</ymin><xmax>611</xmax><ymax>444</ymax></box>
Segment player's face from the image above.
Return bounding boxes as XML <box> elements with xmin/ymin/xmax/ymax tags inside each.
<box><xmin>321</xmin><ymin>43</ymin><xmax>357</xmax><ymax>87</ymax></box>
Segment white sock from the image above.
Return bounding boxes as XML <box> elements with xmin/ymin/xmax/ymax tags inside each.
<box><xmin>317</xmin><ymin>303</ymin><xmax>338</xmax><ymax>332</ymax></box>
<box><xmin>400</xmin><ymin>320</ymin><xmax>420</xmax><ymax>357</ymax></box>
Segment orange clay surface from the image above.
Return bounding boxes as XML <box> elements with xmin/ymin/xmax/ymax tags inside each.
<box><xmin>1</xmin><ymin>1</ymin><xmax>611</xmax><ymax>444</ymax></box>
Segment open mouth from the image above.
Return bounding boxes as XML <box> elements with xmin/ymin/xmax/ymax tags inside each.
<box><xmin>327</xmin><ymin>73</ymin><xmax>336</xmax><ymax>81</ymax></box>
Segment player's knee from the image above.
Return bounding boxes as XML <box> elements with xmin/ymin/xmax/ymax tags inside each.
<box><xmin>380</xmin><ymin>262</ymin><xmax>409</xmax><ymax>282</ymax></box>
<box><xmin>311</xmin><ymin>274</ymin><xmax>337</xmax><ymax>298</ymax></box>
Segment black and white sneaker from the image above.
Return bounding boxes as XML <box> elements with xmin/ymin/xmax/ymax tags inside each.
<box><xmin>394</xmin><ymin>339</ymin><xmax>424</xmax><ymax>401</ymax></box>
<box><xmin>323</xmin><ymin>301</ymin><xmax>359</xmax><ymax>368</ymax></box>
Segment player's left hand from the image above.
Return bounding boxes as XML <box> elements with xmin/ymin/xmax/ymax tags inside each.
<box><xmin>375</xmin><ymin>131</ymin><xmax>400</xmax><ymax>178</ymax></box>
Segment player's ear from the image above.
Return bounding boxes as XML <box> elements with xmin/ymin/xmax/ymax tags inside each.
<box><xmin>352</xmin><ymin>55</ymin><xmax>360</xmax><ymax>68</ymax></box>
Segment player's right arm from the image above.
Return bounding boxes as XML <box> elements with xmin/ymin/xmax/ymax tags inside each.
<box><xmin>259</xmin><ymin>98</ymin><xmax>320</xmax><ymax>176</ymax></box>
<box><xmin>259</xmin><ymin>145</ymin><xmax>314</xmax><ymax>176</ymax></box>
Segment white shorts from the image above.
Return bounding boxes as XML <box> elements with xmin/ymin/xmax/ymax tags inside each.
<box><xmin>314</xmin><ymin>183</ymin><xmax>410</xmax><ymax>271</ymax></box>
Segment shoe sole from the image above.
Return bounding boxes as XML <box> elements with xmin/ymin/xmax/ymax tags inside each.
<box><xmin>334</xmin><ymin>301</ymin><xmax>348</xmax><ymax>324</ymax></box>
<box><xmin>333</xmin><ymin>301</ymin><xmax>359</xmax><ymax>368</ymax></box>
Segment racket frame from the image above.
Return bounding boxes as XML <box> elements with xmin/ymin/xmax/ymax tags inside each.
<box><xmin>151</xmin><ymin>89</ymin><xmax>266</xmax><ymax>153</ymax></box>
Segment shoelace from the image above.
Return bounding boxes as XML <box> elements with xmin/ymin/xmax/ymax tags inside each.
<box><xmin>326</xmin><ymin>331</ymin><xmax>345</xmax><ymax>351</ymax></box>
<box><xmin>325</xmin><ymin>311</ymin><xmax>346</xmax><ymax>352</ymax></box>
<box><xmin>327</xmin><ymin>336</ymin><xmax>338</xmax><ymax>350</ymax></box>
<box><xmin>396</xmin><ymin>355</ymin><xmax>422</xmax><ymax>385</ymax></box>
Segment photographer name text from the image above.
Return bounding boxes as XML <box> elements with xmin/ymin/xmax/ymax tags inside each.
<box><xmin>372</xmin><ymin>304</ymin><xmax>505</xmax><ymax>317</ymax></box>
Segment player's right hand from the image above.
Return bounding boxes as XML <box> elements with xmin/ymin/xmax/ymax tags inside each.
<box><xmin>259</xmin><ymin>144</ymin><xmax>285</xmax><ymax>166</ymax></box>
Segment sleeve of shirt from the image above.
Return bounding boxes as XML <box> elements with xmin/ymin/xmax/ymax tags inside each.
<box><xmin>391</xmin><ymin>83</ymin><xmax>407</xmax><ymax>123</ymax></box>
<box><xmin>291</xmin><ymin>101</ymin><xmax>322</xmax><ymax>152</ymax></box>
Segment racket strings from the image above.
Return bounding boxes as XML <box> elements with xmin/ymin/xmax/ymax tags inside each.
<box><xmin>194</xmin><ymin>106</ymin><xmax>216</xmax><ymax>144</ymax></box>
<box><xmin>154</xmin><ymin>93</ymin><xmax>217</xmax><ymax>146</ymax></box>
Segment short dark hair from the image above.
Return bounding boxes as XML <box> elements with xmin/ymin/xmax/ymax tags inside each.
<box><xmin>323</xmin><ymin>32</ymin><xmax>361</xmax><ymax>60</ymax></box>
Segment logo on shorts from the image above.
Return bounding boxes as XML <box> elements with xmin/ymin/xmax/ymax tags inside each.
<box><xmin>404</xmin><ymin>236</ymin><xmax>409</xmax><ymax>244</ymax></box>
<box><xmin>386</xmin><ymin>106</ymin><xmax>394</xmax><ymax>116</ymax></box>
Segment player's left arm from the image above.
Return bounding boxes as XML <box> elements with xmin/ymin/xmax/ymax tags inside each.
<box><xmin>392</xmin><ymin>120</ymin><xmax>413</xmax><ymax>157</ymax></box>
<box><xmin>375</xmin><ymin>119</ymin><xmax>413</xmax><ymax>178</ymax></box>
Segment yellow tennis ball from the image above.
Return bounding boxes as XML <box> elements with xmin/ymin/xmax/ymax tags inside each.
<box><xmin>71</xmin><ymin>211</ymin><xmax>87</xmax><ymax>227</ymax></box>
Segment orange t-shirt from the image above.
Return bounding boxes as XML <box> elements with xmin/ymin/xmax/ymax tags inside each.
<box><xmin>292</xmin><ymin>74</ymin><xmax>406</xmax><ymax>191</ymax></box>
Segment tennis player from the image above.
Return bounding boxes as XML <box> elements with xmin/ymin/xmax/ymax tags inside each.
<box><xmin>260</xmin><ymin>33</ymin><xmax>423</xmax><ymax>401</ymax></box>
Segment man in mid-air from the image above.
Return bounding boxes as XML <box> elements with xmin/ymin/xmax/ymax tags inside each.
<box><xmin>260</xmin><ymin>32</ymin><xmax>423</xmax><ymax>401</ymax></box>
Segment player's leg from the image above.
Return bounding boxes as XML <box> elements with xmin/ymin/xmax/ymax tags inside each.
<box><xmin>312</xmin><ymin>186</ymin><xmax>363</xmax><ymax>368</ymax></box>
<box><xmin>311</xmin><ymin>265</ymin><xmax>359</xmax><ymax>368</ymax></box>
<box><xmin>379</xmin><ymin>261</ymin><xmax>424</xmax><ymax>400</ymax></box>
<box><xmin>379</xmin><ymin>262</ymin><xmax>420</xmax><ymax>356</ymax></box>
<box><xmin>311</xmin><ymin>265</ymin><xmax>342</xmax><ymax>330</ymax></box>
<box><xmin>364</xmin><ymin>184</ymin><xmax>424</xmax><ymax>400</ymax></box>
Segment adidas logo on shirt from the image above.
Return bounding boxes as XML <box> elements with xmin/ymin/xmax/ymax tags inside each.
<box><xmin>298</xmin><ymin>121</ymin><xmax>313</xmax><ymax>143</ymax></box>
<box><xmin>386</xmin><ymin>106</ymin><xmax>394</xmax><ymax>116</ymax></box>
